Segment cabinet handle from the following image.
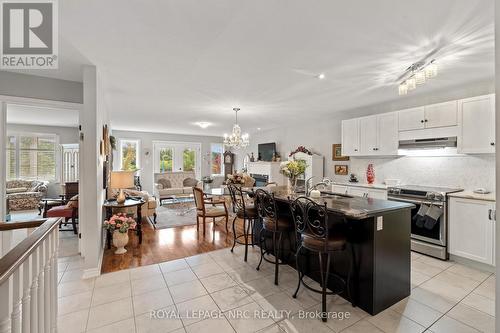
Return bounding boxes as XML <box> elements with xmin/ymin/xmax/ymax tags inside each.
<box><xmin>489</xmin><ymin>209</ymin><xmax>496</xmax><ymax>221</ymax></box>
<box><xmin>488</xmin><ymin>209</ymin><xmax>491</xmax><ymax>220</ymax></box>
<box><xmin>490</xmin><ymin>142</ymin><xmax>495</xmax><ymax>146</ymax></box>
<box><xmin>420</xmin><ymin>120</ymin><xmax>424</xmax><ymax>123</ymax></box>
<box><xmin>424</xmin><ymin>119</ymin><xmax>428</xmax><ymax>122</ymax></box>
<box><xmin>354</xmin><ymin>149</ymin><xmax>358</xmax><ymax>152</ymax></box>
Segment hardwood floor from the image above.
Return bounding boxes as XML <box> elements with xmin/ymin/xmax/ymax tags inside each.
<box><xmin>101</xmin><ymin>217</ymin><xmax>244</xmax><ymax>273</ymax></box>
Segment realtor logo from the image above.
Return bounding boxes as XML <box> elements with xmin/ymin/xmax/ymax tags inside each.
<box><xmin>1</xmin><ymin>0</ymin><xmax>58</xmax><ymax>69</ymax></box>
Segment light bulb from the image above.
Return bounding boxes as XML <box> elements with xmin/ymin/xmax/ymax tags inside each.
<box><xmin>406</xmin><ymin>77</ymin><xmax>416</xmax><ymax>90</ymax></box>
<box><xmin>415</xmin><ymin>71</ymin><xmax>426</xmax><ymax>85</ymax></box>
<box><xmin>398</xmin><ymin>83</ymin><xmax>408</xmax><ymax>95</ymax></box>
<box><xmin>425</xmin><ymin>62</ymin><xmax>438</xmax><ymax>78</ymax></box>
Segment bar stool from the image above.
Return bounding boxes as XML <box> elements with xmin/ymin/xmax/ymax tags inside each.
<box><xmin>228</xmin><ymin>184</ymin><xmax>259</xmax><ymax>262</ymax></box>
<box><xmin>289</xmin><ymin>196</ymin><xmax>352</xmax><ymax>322</ymax></box>
<box><xmin>254</xmin><ymin>189</ymin><xmax>292</xmax><ymax>285</ymax></box>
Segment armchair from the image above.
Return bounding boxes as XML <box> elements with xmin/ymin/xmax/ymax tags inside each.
<box><xmin>193</xmin><ymin>187</ymin><xmax>228</xmax><ymax>236</ymax></box>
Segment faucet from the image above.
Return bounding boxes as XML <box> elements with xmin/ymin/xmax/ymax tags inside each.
<box><xmin>305</xmin><ymin>177</ymin><xmax>314</xmax><ymax>195</ymax></box>
<box><xmin>307</xmin><ymin>181</ymin><xmax>329</xmax><ymax>196</ymax></box>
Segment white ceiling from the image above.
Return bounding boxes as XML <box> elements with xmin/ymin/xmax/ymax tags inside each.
<box><xmin>7</xmin><ymin>0</ymin><xmax>495</xmax><ymax>136</ymax></box>
<box><xmin>7</xmin><ymin>104</ymin><xmax>79</xmax><ymax>127</ymax></box>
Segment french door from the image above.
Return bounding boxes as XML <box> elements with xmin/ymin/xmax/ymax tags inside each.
<box><xmin>153</xmin><ymin>141</ymin><xmax>201</xmax><ymax>178</ymax></box>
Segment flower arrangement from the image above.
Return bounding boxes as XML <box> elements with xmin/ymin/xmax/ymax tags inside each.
<box><xmin>289</xmin><ymin>146</ymin><xmax>313</xmax><ymax>157</ymax></box>
<box><xmin>103</xmin><ymin>213</ymin><xmax>137</xmax><ymax>233</ymax></box>
<box><xmin>280</xmin><ymin>159</ymin><xmax>307</xmax><ymax>191</ymax></box>
<box><xmin>225</xmin><ymin>172</ymin><xmax>245</xmax><ymax>185</ymax></box>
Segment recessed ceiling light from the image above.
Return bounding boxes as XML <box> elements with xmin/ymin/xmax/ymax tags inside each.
<box><xmin>318</xmin><ymin>73</ymin><xmax>325</xmax><ymax>80</ymax></box>
<box><xmin>257</xmin><ymin>127</ymin><xmax>261</xmax><ymax>131</ymax></box>
<box><xmin>195</xmin><ymin>122</ymin><xmax>210</xmax><ymax>129</ymax></box>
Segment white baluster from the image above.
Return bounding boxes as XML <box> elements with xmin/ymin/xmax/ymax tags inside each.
<box><xmin>22</xmin><ymin>256</ymin><xmax>32</xmax><ymax>333</ymax></box>
<box><xmin>30</xmin><ymin>248</ymin><xmax>39</xmax><ymax>333</ymax></box>
<box><xmin>0</xmin><ymin>276</ymin><xmax>12</xmax><ymax>333</ymax></box>
<box><xmin>11</xmin><ymin>266</ymin><xmax>22</xmax><ymax>333</ymax></box>
<box><xmin>44</xmin><ymin>235</ymin><xmax>52</xmax><ymax>333</ymax></box>
<box><xmin>51</xmin><ymin>230</ymin><xmax>58</xmax><ymax>333</ymax></box>
<box><xmin>37</xmin><ymin>241</ymin><xmax>45</xmax><ymax>333</ymax></box>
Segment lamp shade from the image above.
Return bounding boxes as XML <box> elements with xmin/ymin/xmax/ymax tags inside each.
<box><xmin>110</xmin><ymin>171</ymin><xmax>135</xmax><ymax>189</ymax></box>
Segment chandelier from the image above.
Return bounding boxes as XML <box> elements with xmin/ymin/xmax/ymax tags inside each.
<box><xmin>223</xmin><ymin>108</ymin><xmax>249</xmax><ymax>149</ymax></box>
<box><xmin>398</xmin><ymin>59</ymin><xmax>438</xmax><ymax>95</ymax></box>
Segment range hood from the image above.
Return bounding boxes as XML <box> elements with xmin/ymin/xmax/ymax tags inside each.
<box><xmin>399</xmin><ymin>136</ymin><xmax>457</xmax><ymax>149</ymax></box>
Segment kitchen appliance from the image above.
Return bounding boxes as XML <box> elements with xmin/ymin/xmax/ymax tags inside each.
<box><xmin>387</xmin><ymin>185</ymin><xmax>463</xmax><ymax>260</ymax></box>
<box><xmin>398</xmin><ymin>137</ymin><xmax>457</xmax><ymax>149</ymax></box>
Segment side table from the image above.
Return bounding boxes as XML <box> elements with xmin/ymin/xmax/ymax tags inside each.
<box><xmin>103</xmin><ymin>198</ymin><xmax>145</xmax><ymax>248</ymax></box>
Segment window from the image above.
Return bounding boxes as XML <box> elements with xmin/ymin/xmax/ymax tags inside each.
<box><xmin>210</xmin><ymin>143</ymin><xmax>223</xmax><ymax>175</ymax></box>
<box><xmin>159</xmin><ymin>147</ymin><xmax>173</xmax><ymax>172</ymax></box>
<box><xmin>6</xmin><ymin>133</ymin><xmax>58</xmax><ymax>181</ymax></box>
<box><xmin>183</xmin><ymin>148</ymin><xmax>195</xmax><ymax>172</ymax></box>
<box><xmin>119</xmin><ymin>139</ymin><xmax>139</xmax><ymax>171</ymax></box>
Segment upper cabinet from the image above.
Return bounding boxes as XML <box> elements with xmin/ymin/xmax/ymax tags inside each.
<box><xmin>398</xmin><ymin>101</ymin><xmax>457</xmax><ymax>131</ymax></box>
<box><xmin>341</xmin><ymin>118</ymin><xmax>360</xmax><ymax>156</ymax></box>
<box><xmin>458</xmin><ymin>94</ymin><xmax>495</xmax><ymax>154</ymax></box>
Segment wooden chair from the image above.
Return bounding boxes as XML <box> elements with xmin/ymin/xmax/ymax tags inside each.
<box><xmin>193</xmin><ymin>187</ymin><xmax>229</xmax><ymax>236</ymax></box>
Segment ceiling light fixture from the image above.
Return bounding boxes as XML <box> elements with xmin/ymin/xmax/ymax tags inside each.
<box><xmin>398</xmin><ymin>60</ymin><xmax>438</xmax><ymax>95</ymax></box>
<box><xmin>223</xmin><ymin>108</ymin><xmax>249</xmax><ymax>149</ymax></box>
<box><xmin>318</xmin><ymin>73</ymin><xmax>326</xmax><ymax>80</ymax></box>
<box><xmin>195</xmin><ymin>122</ymin><xmax>210</xmax><ymax>129</ymax></box>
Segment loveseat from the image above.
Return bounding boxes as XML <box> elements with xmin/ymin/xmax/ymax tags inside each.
<box><xmin>6</xmin><ymin>180</ymin><xmax>48</xmax><ymax>211</ymax></box>
<box><xmin>154</xmin><ymin>171</ymin><xmax>202</xmax><ymax>200</ymax></box>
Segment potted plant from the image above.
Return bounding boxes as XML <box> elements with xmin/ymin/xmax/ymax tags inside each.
<box><xmin>279</xmin><ymin>159</ymin><xmax>307</xmax><ymax>192</ymax></box>
<box><xmin>103</xmin><ymin>213</ymin><xmax>137</xmax><ymax>254</ymax></box>
<box><xmin>225</xmin><ymin>173</ymin><xmax>245</xmax><ymax>185</ymax></box>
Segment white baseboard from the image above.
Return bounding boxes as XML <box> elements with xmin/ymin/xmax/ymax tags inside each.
<box><xmin>82</xmin><ymin>249</ymin><xmax>104</xmax><ymax>279</ymax></box>
<box><xmin>449</xmin><ymin>254</ymin><xmax>495</xmax><ymax>273</ymax></box>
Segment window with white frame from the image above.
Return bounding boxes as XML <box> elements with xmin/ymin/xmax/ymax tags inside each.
<box><xmin>210</xmin><ymin>143</ymin><xmax>223</xmax><ymax>175</ymax></box>
<box><xmin>119</xmin><ymin>139</ymin><xmax>140</xmax><ymax>171</ymax></box>
<box><xmin>6</xmin><ymin>133</ymin><xmax>58</xmax><ymax>181</ymax></box>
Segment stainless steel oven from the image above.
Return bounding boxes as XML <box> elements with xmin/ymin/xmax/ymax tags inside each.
<box><xmin>387</xmin><ymin>185</ymin><xmax>462</xmax><ymax>260</ymax></box>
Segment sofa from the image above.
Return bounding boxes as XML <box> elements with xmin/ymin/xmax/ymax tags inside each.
<box><xmin>108</xmin><ymin>188</ymin><xmax>157</xmax><ymax>223</ymax></box>
<box><xmin>6</xmin><ymin>180</ymin><xmax>48</xmax><ymax>212</ymax></box>
<box><xmin>154</xmin><ymin>171</ymin><xmax>202</xmax><ymax>199</ymax></box>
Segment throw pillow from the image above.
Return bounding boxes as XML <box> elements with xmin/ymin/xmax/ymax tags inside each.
<box><xmin>183</xmin><ymin>177</ymin><xmax>198</xmax><ymax>187</ymax></box>
<box><xmin>158</xmin><ymin>178</ymin><xmax>171</xmax><ymax>189</ymax></box>
<box><xmin>29</xmin><ymin>182</ymin><xmax>41</xmax><ymax>192</ymax></box>
<box><xmin>66</xmin><ymin>195</ymin><xmax>79</xmax><ymax>209</ymax></box>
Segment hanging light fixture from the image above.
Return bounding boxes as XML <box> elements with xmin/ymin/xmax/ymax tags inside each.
<box><xmin>425</xmin><ymin>61</ymin><xmax>438</xmax><ymax>78</ymax></box>
<box><xmin>398</xmin><ymin>59</ymin><xmax>438</xmax><ymax>95</ymax></box>
<box><xmin>223</xmin><ymin>108</ymin><xmax>250</xmax><ymax>149</ymax></box>
<box><xmin>415</xmin><ymin>70</ymin><xmax>426</xmax><ymax>85</ymax></box>
<box><xmin>398</xmin><ymin>82</ymin><xmax>408</xmax><ymax>95</ymax></box>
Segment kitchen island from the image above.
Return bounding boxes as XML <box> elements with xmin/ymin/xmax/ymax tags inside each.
<box><xmin>258</xmin><ymin>186</ymin><xmax>415</xmax><ymax>315</ymax></box>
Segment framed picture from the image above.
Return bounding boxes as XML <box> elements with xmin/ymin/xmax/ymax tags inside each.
<box><xmin>335</xmin><ymin>165</ymin><xmax>349</xmax><ymax>175</ymax></box>
<box><xmin>332</xmin><ymin>144</ymin><xmax>349</xmax><ymax>161</ymax></box>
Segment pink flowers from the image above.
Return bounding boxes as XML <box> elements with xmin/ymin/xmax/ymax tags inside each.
<box><xmin>103</xmin><ymin>213</ymin><xmax>136</xmax><ymax>233</ymax></box>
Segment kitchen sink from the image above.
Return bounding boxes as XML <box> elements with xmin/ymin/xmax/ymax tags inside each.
<box><xmin>320</xmin><ymin>192</ymin><xmax>353</xmax><ymax>199</ymax></box>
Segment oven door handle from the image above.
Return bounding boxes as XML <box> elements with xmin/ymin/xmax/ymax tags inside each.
<box><xmin>388</xmin><ymin>196</ymin><xmax>444</xmax><ymax>207</ymax></box>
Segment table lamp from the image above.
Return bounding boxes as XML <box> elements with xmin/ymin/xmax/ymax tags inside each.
<box><xmin>110</xmin><ymin>171</ymin><xmax>135</xmax><ymax>204</ymax></box>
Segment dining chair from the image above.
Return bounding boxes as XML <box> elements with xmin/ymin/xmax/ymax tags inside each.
<box><xmin>193</xmin><ymin>186</ymin><xmax>229</xmax><ymax>236</ymax></box>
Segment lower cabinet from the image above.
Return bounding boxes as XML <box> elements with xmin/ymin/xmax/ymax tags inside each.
<box><xmin>332</xmin><ymin>185</ymin><xmax>387</xmax><ymax>200</ymax></box>
<box><xmin>449</xmin><ymin>197</ymin><xmax>496</xmax><ymax>266</ymax></box>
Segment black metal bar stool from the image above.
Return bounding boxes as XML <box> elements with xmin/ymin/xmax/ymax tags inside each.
<box><xmin>228</xmin><ymin>184</ymin><xmax>259</xmax><ymax>262</ymax></box>
<box><xmin>289</xmin><ymin>196</ymin><xmax>353</xmax><ymax>322</ymax></box>
<box><xmin>254</xmin><ymin>189</ymin><xmax>293</xmax><ymax>285</ymax></box>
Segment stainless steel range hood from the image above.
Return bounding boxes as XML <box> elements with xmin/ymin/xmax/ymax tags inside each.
<box><xmin>399</xmin><ymin>136</ymin><xmax>457</xmax><ymax>149</ymax></box>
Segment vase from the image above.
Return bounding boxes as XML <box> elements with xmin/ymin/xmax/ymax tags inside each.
<box><xmin>366</xmin><ymin>163</ymin><xmax>375</xmax><ymax>184</ymax></box>
<box><xmin>288</xmin><ymin>177</ymin><xmax>298</xmax><ymax>193</ymax></box>
<box><xmin>112</xmin><ymin>230</ymin><xmax>129</xmax><ymax>254</ymax></box>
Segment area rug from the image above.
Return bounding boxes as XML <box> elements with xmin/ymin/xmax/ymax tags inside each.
<box><xmin>154</xmin><ymin>201</ymin><xmax>227</xmax><ymax>230</ymax></box>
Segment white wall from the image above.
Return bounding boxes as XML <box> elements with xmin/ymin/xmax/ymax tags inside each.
<box><xmin>6</xmin><ymin>123</ymin><xmax>79</xmax><ymax>144</ymax></box>
<box><xmin>111</xmin><ymin>130</ymin><xmax>223</xmax><ymax>194</ymax></box>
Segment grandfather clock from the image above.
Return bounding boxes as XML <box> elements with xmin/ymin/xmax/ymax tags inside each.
<box><xmin>223</xmin><ymin>151</ymin><xmax>234</xmax><ymax>179</ymax></box>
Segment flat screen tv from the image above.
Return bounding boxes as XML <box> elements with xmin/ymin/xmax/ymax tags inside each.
<box><xmin>258</xmin><ymin>142</ymin><xmax>276</xmax><ymax>161</ymax></box>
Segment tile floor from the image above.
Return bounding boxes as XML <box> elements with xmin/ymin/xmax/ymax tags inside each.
<box><xmin>57</xmin><ymin>248</ymin><xmax>496</xmax><ymax>333</ymax></box>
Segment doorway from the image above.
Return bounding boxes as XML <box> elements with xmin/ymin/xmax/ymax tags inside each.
<box><xmin>153</xmin><ymin>141</ymin><xmax>201</xmax><ymax>177</ymax></box>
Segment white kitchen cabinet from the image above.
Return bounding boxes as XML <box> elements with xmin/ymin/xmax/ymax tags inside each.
<box><xmin>424</xmin><ymin>101</ymin><xmax>457</xmax><ymax>128</ymax></box>
<box><xmin>341</xmin><ymin>118</ymin><xmax>360</xmax><ymax>156</ymax></box>
<box><xmin>359</xmin><ymin>115</ymin><xmax>378</xmax><ymax>155</ymax></box>
<box><xmin>347</xmin><ymin>187</ymin><xmax>369</xmax><ymax>198</ymax></box>
<box><xmin>377</xmin><ymin>112</ymin><xmax>399</xmax><ymax>155</ymax></box>
<box><xmin>367</xmin><ymin>189</ymin><xmax>388</xmax><ymax>200</ymax></box>
<box><xmin>449</xmin><ymin>197</ymin><xmax>496</xmax><ymax>266</ymax></box>
<box><xmin>398</xmin><ymin>107</ymin><xmax>425</xmax><ymax>131</ymax></box>
<box><xmin>458</xmin><ymin>94</ymin><xmax>495</xmax><ymax>154</ymax></box>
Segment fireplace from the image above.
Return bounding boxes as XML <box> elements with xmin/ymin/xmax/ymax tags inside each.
<box><xmin>250</xmin><ymin>173</ymin><xmax>269</xmax><ymax>187</ymax></box>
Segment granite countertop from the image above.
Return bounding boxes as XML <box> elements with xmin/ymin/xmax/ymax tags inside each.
<box><xmin>268</xmin><ymin>186</ymin><xmax>414</xmax><ymax>219</ymax></box>
<box><xmin>332</xmin><ymin>181</ymin><xmax>388</xmax><ymax>190</ymax></box>
<box><xmin>448</xmin><ymin>190</ymin><xmax>496</xmax><ymax>202</ymax></box>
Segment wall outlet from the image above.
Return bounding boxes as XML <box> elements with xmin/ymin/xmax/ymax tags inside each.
<box><xmin>376</xmin><ymin>216</ymin><xmax>383</xmax><ymax>231</ymax></box>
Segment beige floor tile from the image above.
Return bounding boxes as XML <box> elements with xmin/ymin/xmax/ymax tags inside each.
<box><xmin>446</xmin><ymin>264</ymin><xmax>491</xmax><ymax>283</ymax></box>
<box><xmin>133</xmin><ymin>287</ymin><xmax>174</xmax><ymax>315</ymax></box>
<box><xmin>341</xmin><ymin>319</ymin><xmax>384</xmax><ymax>333</ymax></box>
<box><xmin>366</xmin><ymin>308</ymin><xmax>425</xmax><ymax>333</ymax></box>
<box><xmin>58</xmin><ymin>290</ymin><xmax>92</xmax><ymax>315</ymax></box>
<box><xmin>130</xmin><ymin>264</ymin><xmax>162</xmax><ymax>280</ymax></box>
<box><xmin>164</xmin><ymin>268</ymin><xmax>198</xmax><ymax>286</ymax></box>
<box><xmin>411</xmin><ymin>261</ymin><xmax>444</xmax><ymax>277</ymax></box>
<box><xmin>95</xmin><ymin>269</ymin><xmax>130</xmax><ymax>289</ymax></box>
<box><xmin>411</xmin><ymin>269</ymin><xmax>432</xmax><ymax>287</ymax></box>
<box><xmin>87</xmin><ymin>298</ymin><xmax>134</xmax><ymax>330</ymax></box>
<box><xmin>170</xmin><ymin>279</ymin><xmax>208</xmax><ymax>303</ymax></box>
<box><xmin>200</xmin><ymin>272</ymin><xmax>238</xmax><ymax>293</ymax></box>
<box><xmin>191</xmin><ymin>262</ymin><xmax>225</xmax><ymax>278</ymax></box>
<box><xmin>58</xmin><ymin>278</ymin><xmax>95</xmax><ymax>297</ymax></box>
<box><xmin>159</xmin><ymin>258</ymin><xmax>189</xmax><ymax>273</ymax></box>
<box><xmin>257</xmin><ymin>323</ymin><xmax>285</xmax><ymax>332</ymax></box>
<box><xmin>429</xmin><ymin>315</ymin><xmax>480</xmax><ymax>333</ymax></box>
<box><xmin>225</xmin><ymin>301</ymin><xmax>275</xmax><ymax>333</ymax></box>
<box><xmin>312</xmin><ymin>296</ymin><xmax>368</xmax><ymax>332</ymax></box>
<box><xmin>417</xmin><ymin>256</ymin><xmax>454</xmax><ymax>270</ymax></box>
<box><xmin>278</xmin><ymin>317</ymin><xmax>333</xmax><ymax>333</ymax></box>
<box><xmin>411</xmin><ymin>252</ymin><xmax>423</xmax><ymax>261</ymax></box>
<box><xmin>255</xmin><ymin>292</ymin><xmax>303</xmax><ymax>321</ymax></box>
<box><xmin>58</xmin><ymin>262</ymin><xmax>69</xmax><ymax>272</ymax></box>
<box><xmin>390</xmin><ymin>297</ymin><xmax>442</xmax><ymax>327</ymax></box>
<box><xmin>66</xmin><ymin>258</ymin><xmax>85</xmax><ymax>271</ymax></box>
<box><xmin>227</xmin><ymin>265</ymin><xmax>268</xmax><ymax>284</ymax></box>
<box><xmin>448</xmin><ymin>303</ymin><xmax>495</xmax><ymax>333</ymax></box>
<box><xmin>461</xmin><ymin>292</ymin><xmax>495</xmax><ymax>316</ymax></box>
<box><xmin>410</xmin><ymin>287</ymin><xmax>457</xmax><ymax>313</ymax></box>
<box><xmin>92</xmin><ymin>281</ymin><xmax>132</xmax><ymax>306</ymax></box>
<box><xmin>135</xmin><ymin>305</ymin><xmax>183</xmax><ymax>333</ymax></box>
<box><xmin>212</xmin><ymin>285</ymin><xmax>252</xmax><ymax>312</ymax></box>
<box><xmin>176</xmin><ymin>294</ymin><xmax>220</xmax><ymax>326</ymax></box>
<box><xmin>86</xmin><ymin>318</ymin><xmax>136</xmax><ymax>333</ymax></box>
<box><xmin>131</xmin><ymin>274</ymin><xmax>167</xmax><ymax>296</ymax></box>
<box><xmin>241</xmin><ymin>276</ymin><xmax>283</xmax><ymax>301</ymax></box>
<box><xmin>419</xmin><ymin>271</ymin><xmax>480</xmax><ymax>301</ymax></box>
<box><xmin>185</xmin><ymin>317</ymin><xmax>236</xmax><ymax>333</ymax></box>
<box><xmin>60</xmin><ymin>268</ymin><xmax>84</xmax><ymax>283</ymax></box>
<box><xmin>57</xmin><ymin>308</ymin><xmax>89</xmax><ymax>333</ymax></box>
<box><xmin>474</xmin><ymin>275</ymin><xmax>495</xmax><ymax>300</ymax></box>
<box><xmin>186</xmin><ymin>253</ymin><xmax>216</xmax><ymax>267</ymax></box>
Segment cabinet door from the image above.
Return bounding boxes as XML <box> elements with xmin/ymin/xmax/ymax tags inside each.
<box><xmin>398</xmin><ymin>107</ymin><xmax>425</xmax><ymax>131</ymax></box>
<box><xmin>342</xmin><ymin>118</ymin><xmax>360</xmax><ymax>156</ymax></box>
<box><xmin>332</xmin><ymin>185</ymin><xmax>348</xmax><ymax>195</ymax></box>
<box><xmin>377</xmin><ymin>112</ymin><xmax>399</xmax><ymax>155</ymax></box>
<box><xmin>449</xmin><ymin>198</ymin><xmax>495</xmax><ymax>265</ymax></box>
<box><xmin>367</xmin><ymin>189</ymin><xmax>387</xmax><ymax>200</ymax></box>
<box><xmin>424</xmin><ymin>101</ymin><xmax>457</xmax><ymax>128</ymax></box>
<box><xmin>359</xmin><ymin>116</ymin><xmax>378</xmax><ymax>155</ymax></box>
<box><xmin>347</xmin><ymin>187</ymin><xmax>368</xmax><ymax>198</ymax></box>
<box><xmin>458</xmin><ymin>95</ymin><xmax>495</xmax><ymax>154</ymax></box>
